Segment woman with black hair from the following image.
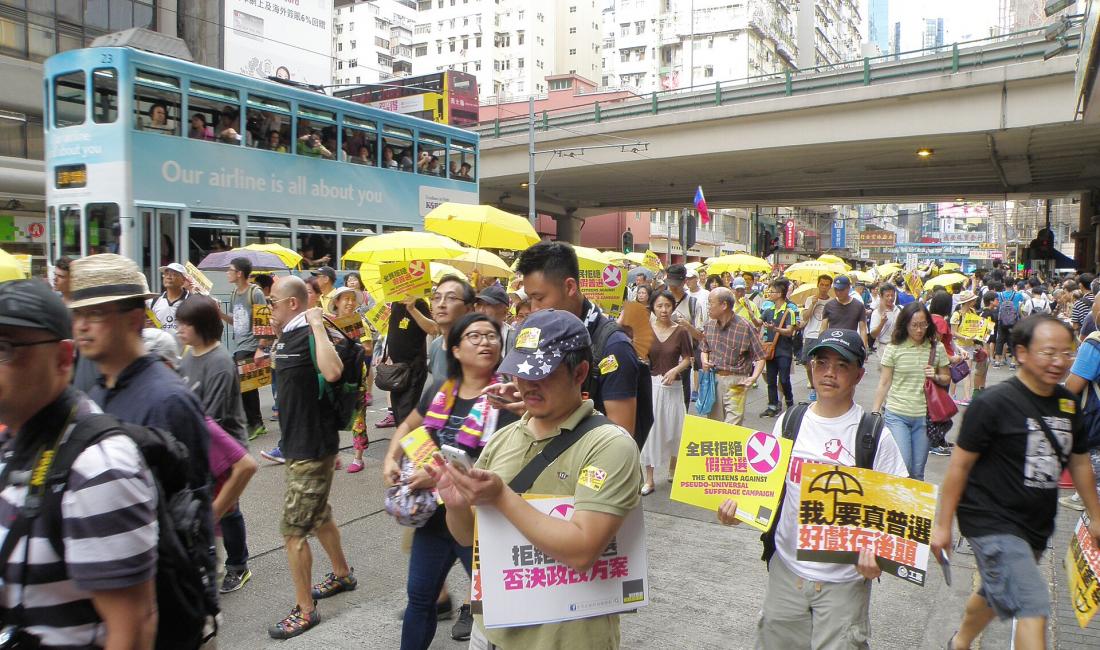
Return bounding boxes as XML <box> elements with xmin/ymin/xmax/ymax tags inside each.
<box><xmin>871</xmin><ymin>301</ymin><xmax>952</xmax><ymax>480</ymax></box>
<box><xmin>382</xmin><ymin>313</ymin><xmax>518</xmax><ymax>650</ymax></box>
<box><xmin>641</xmin><ymin>290</ymin><xmax>693</xmax><ymax>495</ymax></box>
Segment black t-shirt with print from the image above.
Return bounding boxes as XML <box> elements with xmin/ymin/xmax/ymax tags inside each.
<box><xmin>273</xmin><ymin>326</ymin><xmax>339</xmax><ymax>460</ymax></box>
<box><xmin>956</xmin><ymin>377</ymin><xmax>1087</xmax><ymax>549</ymax></box>
<box><xmin>387</xmin><ymin>300</ymin><xmax>430</xmax><ymax>363</ymax></box>
<box><xmin>822</xmin><ymin>298</ymin><xmax>865</xmax><ymax>330</ymax></box>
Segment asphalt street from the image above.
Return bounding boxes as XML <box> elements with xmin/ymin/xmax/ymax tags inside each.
<box><xmin>215</xmin><ymin>356</ymin><xmax>1099</xmax><ymax>649</ymax></box>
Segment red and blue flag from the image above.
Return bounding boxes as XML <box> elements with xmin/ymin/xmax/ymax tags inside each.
<box><xmin>694</xmin><ymin>186</ymin><xmax>709</xmax><ymax>225</ymax></box>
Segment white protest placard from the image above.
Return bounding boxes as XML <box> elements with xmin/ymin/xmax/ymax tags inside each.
<box><xmin>476</xmin><ymin>495</ymin><xmax>648</xmax><ymax>628</ymax></box>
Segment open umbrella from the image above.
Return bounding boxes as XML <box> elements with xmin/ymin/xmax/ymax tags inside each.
<box><xmin>707</xmin><ymin>253</ymin><xmax>772</xmax><ymax>275</ymax></box>
<box><xmin>789</xmin><ymin>283</ymin><xmax>832</xmax><ymax>305</ymax></box>
<box><xmin>784</xmin><ymin>260</ymin><xmax>845</xmax><ymax>284</ymax></box>
<box><xmin>0</xmin><ymin>249</ymin><xmax>25</xmax><ymax>282</ymax></box>
<box><xmin>446</xmin><ymin>249</ymin><xmax>513</xmax><ymax>279</ymax></box>
<box><xmin>817</xmin><ymin>254</ymin><xmax>851</xmax><ymax>269</ymax></box>
<box><xmin>430</xmin><ymin>262</ymin><xmax>468</xmax><ymax>284</ymax></box>
<box><xmin>850</xmin><ymin>270</ymin><xmax>875</xmax><ymax>284</ymax></box>
<box><xmin>342</xmin><ymin>231</ymin><xmax>467</xmax><ymax>265</ymax></box>
<box><xmin>424</xmin><ymin>203</ymin><xmax>539</xmax><ymax>251</ymax></box>
<box><xmin>924</xmin><ymin>273</ymin><xmax>969</xmax><ymax>291</ymax></box>
<box><xmin>198</xmin><ymin>249</ymin><xmax>288</xmax><ymax>272</ymax></box>
<box><xmin>937</xmin><ymin>262</ymin><xmax>962</xmax><ymax>273</ymax></box>
<box><xmin>874</xmin><ymin>262</ymin><xmax>903</xmax><ymax>278</ymax></box>
<box><xmin>243</xmin><ymin>243</ymin><xmax>303</xmax><ymax>269</ymax></box>
<box><xmin>603</xmin><ymin>251</ymin><xmax>628</xmax><ymax>264</ymax></box>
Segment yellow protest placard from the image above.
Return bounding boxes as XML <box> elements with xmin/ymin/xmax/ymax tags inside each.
<box><xmin>184</xmin><ymin>262</ymin><xmax>213</xmax><ymax>295</ymax></box>
<box><xmin>578</xmin><ymin>259</ymin><xmax>625</xmax><ymax>320</ymax></box>
<box><xmin>1065</xmin><ymin>514</ymin><xmax>1100</xmax><ymax>628</ymax></box>
<box><xmin>643</xmin><ymin>250</ymin><xmax>662</xmax><ymax>272</ymax></box>
<box><xmin>796</xmin><ymin>462</ymin><xmax>938</xmax><ymax>586</ymax></box>
<box><xmin>956</xmin><ymin>313</ymin><xmax>984</xmax><ymax>340</ymax></box>
<box><xmin>252</xmin><ymin>304</ymin><xmax>274</xmax><ymax>337</ymax></box>
<box><xmin>905</xmin><ymin>272</ymin><xmax>923</xmax><ymax>299</ymax></box>
<box><xmin>364</xmin><ymin>301</ymin><xmax>390</xmax><ymax>337</ymax></box>
<box><xmin>399</xmin><ymin>426</ymin><xmax>440</xmax><ymax>469</ymax></box>
<box><xmin>670</xmin><ymin>415</ymin><xmax>793</xmax><ymax>532</ymax></box>
<box><xmin>329</xmin><ymin>313</ymin><xmax>366</xmax><ymax>341</ymax></box>
<box><xmin>380</xmin><ymin>259</ymin><xmax>432</xmax><ymax>302</ymax></box>
<box><xmin>238</xmin><ymin>357</ymin><xmax>272</xmax><ymax>392</ymax></box>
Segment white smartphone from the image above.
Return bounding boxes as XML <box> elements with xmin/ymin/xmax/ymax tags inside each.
<box><xmin>439</xmin><ymin>444</ymin><xmax>474</xmax><ymax>471</ymax></box>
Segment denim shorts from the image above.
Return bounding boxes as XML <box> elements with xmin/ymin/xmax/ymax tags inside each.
<box><xmin>969</xmin><ymin>533</ymin><xmax>1049</xmax><ymax>620</ymax></box>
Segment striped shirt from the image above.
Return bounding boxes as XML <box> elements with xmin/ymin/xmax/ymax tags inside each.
<box><xmin>880</xmin><ymin>339</ymin><xmax>949</xmax><ymax>418</ymax></box>
<box><xmin>0</xmin><ymin>391</ymin><xmax>157</xmax><ymax>648</ymax></box>
<box><xmin>1072</xmin><ymin>293</ymin><xmax>1095</xmax><ymax>328</ymax></box>
<box><xmin>702</xmin><ymin>313</ymin><xmax>765</xmax><ymax>375</ymax></box>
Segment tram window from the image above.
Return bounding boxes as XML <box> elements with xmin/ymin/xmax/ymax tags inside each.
<box><xmin>296</xmin><ymin>231</ymin><xmax>336</xmax><ymax>269</ymax></box>
<box><xmin>188</xmin><ymin>226</ymin><xmax>240</xmax><ymax>265</ymax></box>
<box><xmin>86</xmin><ymin>203</ymin><xmax>120</xmax><ymax>255</ymax></box>
<box><xmin>134</xmin><ymin>89</ymin><xmax>180</xmax><ymax>136</ymax></box>
<box><xmin>449</xmin><ymin>140</ymin><xmax>476</xmax><ymax>182</ymax></box>
<box><xmin>92</xmin><ymin>69</ymin><xmax>118</xmax><ymax>124</ymax></box>
<box><xmin>381</xmin><ymin>125</ymin><xmax>414</xmax><ymax>172</ymax></box>
<box><xmin>296</xmin><ymin>120</ymin><xmax>338</xmax><ymax>160</ymax></box>
<box><xmin>246</xmin><ymin>95</ymin><xmax>292</xmax><ymax>152</ymax></box>
<box><xmin>59</xmin><ymin>205</ymin><xmax>82</xmax><ymax>257</ymax></box>
<box><xmin>54</xmin><ymin>71</ymin><xmax>85</xmax><ymax>128</ymax></box>
<box><xmin>245</xmin><ymin>230</ymin><xmax>293</xmax><ymax>250</ymax></box>
<box><xmin>418</xmin><ymin>134</ymin><xmax>446</xmax><ymax>176</ymax></box>
<box><xmin>343</xmin><ymin>117</ymin><xmax>377</xmax><ymax>166</ymax></box>
<box><xmin>188</xmin><ymin>82</ymin><xmax>241</xmax><ymax>145</ymax></box>
<box><xmin>340</xmin><ymin>224</ymin><xmax>374</xmax><ymax>260</ymax></box>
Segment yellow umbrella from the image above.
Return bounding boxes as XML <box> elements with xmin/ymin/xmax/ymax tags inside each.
<box><xmin>924</xmin><ymin>273</ymin><xmax>969</xmax><ymax>290</ymax></box>
<box><xmin>784</xmin><ymin>260</ymin><xmax>846</xmax><ymax>284</ymax></box>
<box><xmin>0</xmin><ymin>249</ymin><xmax>26</xmax><ymax>282</ymax></box>
<box><xmin>937</xmin><ymin>262</ymin><xmax>962</xmax><ymax>273</ymax></box>
<box><xmin>874</xmin><ymin>262</ymin><xmax>903</xmax><ymax>277</ymax></box>
<box><xmin>431</xmin><ymin>262</ymin><xmax>467</xmax><ymax>284</ymax></box>
<box><xmin>851</xmin><ymin>270</ymin><xmax>875</xmax><ymax>284</ymax></box>
<box><xmin>243</xmin><ymin>243</ymin><xmax>303</xmax><ymax>269</ymax></box>
<box><xmin>624</xmin><ymin>252</ymin><xmax>647</xmax><ymax>265</ymax></box>
<box><xmin>603</xmin><ymin>251</ymin><xmax>628</xmax><ymax>264</ymax></box>
<box><xmin>342</xmin><ymin>231</ymin><xmax>467</xmax><ymax>265</ymax></box>
<box><xmin>446</xmin><ymin>249</ymin><xmax>513</xmax><ymax>278</ymax></box>
<box><xmin>817</xmin><ymin>253</ymin><xmax>851</xmax><ymax>269</ymax></box>
<box><xmin>707</xmin><ymin>253</ymin><xmax>772</xmax><ymax>275</ymax></box>
<box><xmin>424</xmin><ymin>203</ymin><xmax>539</xmax><ymax>251</ymax></box>
<box><xmin>789</xmin><ymin>282</ymin><xmax>832</xmax><ymax>305</ymax></box>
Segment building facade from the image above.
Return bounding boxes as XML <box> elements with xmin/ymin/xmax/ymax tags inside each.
<box><xmin>795</xmin><ymin>0</ymin><xmax>862</xmax><ymax>70</ymax></box>
<box><xmin>332</xmin><ymin>0</ymin><xmax>419</xmax><ymax>86</ymax></box>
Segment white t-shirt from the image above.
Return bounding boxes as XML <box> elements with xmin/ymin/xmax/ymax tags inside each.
<box><xmin>150</xmin><ymin>290</ymin><xmax>188</xmax><ymax>333</ymax></box>
<box><xmin>869</xmin><ymin>305</ymin><xmax>901</xmax><ymax>348</ymax></box>
<box><xmin>689</xmin><ymin>287</ymin><xmax>710</xmax><ymax>310</ymax></box>
<box><xmin>802</xmin><ymin>294</ymin><xmax>830</xmax><ymax>339</ymax></box>
<box><xmin>772</xmin><ymin>403</ymin><xmax>908</xmax><ymax>583</ymax></box>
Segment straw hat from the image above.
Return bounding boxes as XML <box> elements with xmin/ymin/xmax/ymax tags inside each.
<box><xmin>68</xmin><ymin>253</ymin><xmax>156</xmax><ymax>309</ymax></box>
<box><xmin>955</xmin><ymin>290</ymin><xmax>978</xmax><ymax>305</ymax></box>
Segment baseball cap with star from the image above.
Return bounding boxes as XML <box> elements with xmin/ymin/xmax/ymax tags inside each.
<box><xmin>498</xmin><ymin>309</ymin><xmax>591</xmax><ymax>380</ymax></box>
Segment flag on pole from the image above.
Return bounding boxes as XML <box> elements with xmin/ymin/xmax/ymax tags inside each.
<box><xmin>694</xmin><ymin>186</ymin><xmax>709</xmax><ymax>225</ymax></box>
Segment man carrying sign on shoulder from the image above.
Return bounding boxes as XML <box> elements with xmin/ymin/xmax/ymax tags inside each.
<box><xmin>932</xmin><ymin>314</ymin><xmax>1100</xmax><ymax>650</ymax></box>
<box><xmin>717</xmin><ymin>329</ymin><xmax>907</xmax><ymax>649</ymax></box>
<box><xmin>426</xmin><ymin>309</ymin><xmax>642</xmax><ymax>649</ymax></box>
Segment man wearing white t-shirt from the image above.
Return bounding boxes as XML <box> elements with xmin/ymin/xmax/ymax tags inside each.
<box><xmin>717</xmin><ymin>329</ymin><xmax>907</xmax><ymax>649</ymax></box>
<box><xmin>799</xmin><ymin>274</ymin><xmax>833</xmax><ymax>401</ymax></box>
<box><xmin>868</xmin><ymin>282</ymin><xmax>901</xmax><ymax>352</ymax></box>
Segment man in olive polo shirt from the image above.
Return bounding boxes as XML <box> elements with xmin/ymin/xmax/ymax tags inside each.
<box><xmin>427</xmin><ymin>309</ymin><xmax>642</xmax><ymax>649</ymax></box>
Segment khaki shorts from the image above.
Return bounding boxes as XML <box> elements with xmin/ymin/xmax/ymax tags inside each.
<box><xmin>281</xmin><ymin>456</ymin><xmax>335</xmax><ymax>538</ymax></box>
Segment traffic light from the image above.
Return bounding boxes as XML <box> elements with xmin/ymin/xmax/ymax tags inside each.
<box><xmin>622</xmin><ymin>228</ymin><xmax>634</xmax><ymax>254</ymax></box>
<box><xmin>679</xmin><ymin>212</ymin><xmax>697</xmax><ymax>251</ymax></box>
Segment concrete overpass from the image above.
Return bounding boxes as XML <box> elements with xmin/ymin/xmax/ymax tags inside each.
<box><xmin>475</xmin><ymin>28</ymin><xmax>1099</xmax><ymax>232</ymax></box>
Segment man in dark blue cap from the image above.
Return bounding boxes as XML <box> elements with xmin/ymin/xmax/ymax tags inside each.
<box><xmin>716</xmin><ymin>329</ymin><xmax>906</xmax><ymax>649</ymax></box>
<box><xmin>428</xmin><ymin>309</ymin><xmax>642</xmax><ymax>649</ymax></box>
<box><xmin>0</xmin><ymin>280</ymin><xmax>158</xmax><ymax>648</ymax></box>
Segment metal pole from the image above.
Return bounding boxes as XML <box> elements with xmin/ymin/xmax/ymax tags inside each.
<box><xmin>667</xmin><ymin>211</ymin><xmax>673</xmax><ymax>262</ymax></box>
<box><xmin>528</xmin><ymin>96</ymin><xmax>535</xmax><ymax>223</ymax></box>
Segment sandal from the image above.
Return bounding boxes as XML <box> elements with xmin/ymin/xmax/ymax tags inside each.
<box><xmin>268</xmin><ymin>603</ymin><xmax>320</xmax><ymax>639</ymax></box>
<box><xmin>311</xmin><ymin>570</ymin><xmax>358</xmax><ymax>600</ymax></box>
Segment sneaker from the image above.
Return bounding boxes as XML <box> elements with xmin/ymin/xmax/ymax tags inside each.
<box><xmin>248</xmin><ymin>424</ymin><xmax>267</xmax><ymax>440</ymax></box>
<box><xmin>807</xmin><ymin>389</ymin><xmax>817</xmax><ymax>403</ymax></box>
<box><xmin>992</xmin><ymin>361</ymin><xmax>1003</xmax><ymax>368</ymax></box>
<box><xmin>953</xmin><ymin>397</ymin><xmax>970</xmax><ymax>407</ymax></box>
<box><xmin>268</xmin><ymin>602</ymin><xmax>320</xmax><ymax>639</ymax></box>
<box><xmin>260</xmin><ymin>446</ymin><xmax>285</xmax><ymax>463</ymax></box>
<box><xmin>929</xmin><ymin>446</ymin><xmax>951</xmax><ymax>456</ymax></box>
<box><xmin>376</xmin><ymin>412</ymin><xmax>396</xmax><ymax>428</ymax></box>
<box><xmin>759</xmin><ymin>406</ymin><xmax>779</xmax><ymax>418</ymax></box>
<box><xmin>451</xmin><ymin>604</ymin><xmax>473</xmax><ymax>641</ymax></box>
<box><xmin>311</xmin><ymin>570</ymin><xmax>357</xmax><ymax>600</ymax></box>
<box><xmin>1060</xmin><ymin>494</ymin><xmax>1086</xmax><ymax>511</ymax></box>
<box><xmin>347</xmin><ymin>459</ymin><xmax>364</xmax><ymax>474</ymax></box>
<box><xmin>220</xmin><ymin>568</ymin><xmax>252</xmax><ymax>594</ymax></box>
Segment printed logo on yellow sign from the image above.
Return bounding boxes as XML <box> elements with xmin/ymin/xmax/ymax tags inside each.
<box><xmin>399</xmin><ymin>317</ymin><xmax>410</xmax><ymax>330</ymax></box>
<box><xmin>515</xmin><ymin>327</ymin><xmax>541</xmax><ymax>350</ymax></box>
<box><xmin>1060</xmin><ymin>398</ymin><xmax>1077</xmax><ymax>414</ymax></box>
<box><xmin>577</xmin><ymin>465</ymin><xmax>607</xmax><ymax>491</ymax></box>
<box><xmin>598</xmin><ymin>354</ymin><xmax>619</xmax><ymax>375</ymax></box>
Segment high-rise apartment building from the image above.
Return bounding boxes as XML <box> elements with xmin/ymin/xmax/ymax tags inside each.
<box><xmin>922</xmin><ymin>17</ymin><xmax>944</xmax><ymax>50</ymax></box>
<box><xmin>867</xmin><ymin>0</ymin><xmax>889</xmax><ymax>56</ymax></box>
<box><xmin>796</xmin><ymin>0</ymin><xmax>862</xmax><ymax>69</ymax></box>
<box><xmin>602</xmin><ymin>0</ymin><xmax>798</xmax><ymax>94</ymax></box>
<box><xmin>332</xmin><ymin>0</ymin><xmax>418</xmax><ymax>86</ymax></box>
<box><xmin>409</xmin><ymin>0</ymin><xmax>602</xmax><ymax>102</ymax></box>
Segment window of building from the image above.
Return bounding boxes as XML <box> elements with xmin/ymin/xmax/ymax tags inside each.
<box><xmin>337</xmin><ymin>42</ymin><xmax>343</xmax><ymax>51</ymax></box>
<box><xmin>704</xmin><ymin>65</ymin><xmax>713</xmax><ymax>78</ymax></box>
<box><xmin>415</xmin><ymin>44</ymin><xmax>427</xmax><ymax>56</ymax></box>
<box><xmin>54</xmin><ymin>71</ymin><xmax>85</xmax><ymax>128</ymax></box>
<box><xmin>337</xmin><ymin>61</ymin><xmax>344</xmax><ymax>70</ymax></box>
<box><xmin>475</xmin><ymin>35</ymin><xmax>482</xmax><ymax>47</ymax></box>
<box><xmin>350</xmin><ymin>39</ymin><xmax>357</xmax><ymax>49</ymax></box>
<box><xmin>548</xmin><ymin>78</ymin><xmax>572</xmax><ymax>91</ymax></box>
<box><xmin>449</xmin><ymin>40</ymin><xmax>455</xmax><ymax>51</ymax></box>
<box><xmin>349</xmin><ymin>58</ymin><xmax>357</xmax><ymax>68</ymax></box>
<box><xmin>517</xmin><ymin>57</ymin><xmax>524</xmax><ymax>68</ymax></box>
<box><xmin>569</xmin><ymin>48</ymin><xmax>576</xmax><ymax>55</ymax></box>
<box><xmin>463</xmin><ymin>37</ymin><xmax>468</xmax><ymax>49</ymax></box>
<box><xmin>569</xmin><ymin>27</ymin><xmax>576</xmax><ymax>34</ymax></box>
<box><xmin>570</xmin><ymin>5</ymin><xmax>576</xmax><ymax>12</ymax></box>
<box><xmin>620</xmin><ymin>23</ymin><xmax>629</xmax><ymax>36</ymax></box>
<box><xmin>635</xmin><ymin>21</ymin><xmax>644</xmax><ymax>35</ymax></box>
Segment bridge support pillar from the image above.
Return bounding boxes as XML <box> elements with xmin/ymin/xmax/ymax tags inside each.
<box><xmin>1074</xmin><ymin>191</ymin><xmax>1099</xmax><ymax>273</ymax></box>
<box><xmin>554</xmin><ymin>209</ymin><xmax>582</xmax><ymax>244</ymax></box>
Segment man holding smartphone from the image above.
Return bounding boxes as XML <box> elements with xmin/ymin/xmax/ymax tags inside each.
<box><xmin>428</xmin><ymin>309</ymin><xmax>642</xmax><ymax>649</ymax></box>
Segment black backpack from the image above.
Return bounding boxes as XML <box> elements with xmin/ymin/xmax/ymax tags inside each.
<box><xmin>0</xmin><ymin>414</ymin><xmax>216</xmax><ymax>650</ymax></box>
<box><xmin>759</xmin><ymin>403</ymin><xmax>884</xmax><ymax>564</ymax></box>
<box><xmin>586</xmin><ymin>319</ymin><xmax>654</xmax><ymax>451</ymax></box>
<box><xmin>311</xmin><ymin>318</ymin><xmax>369</xmax><ymax>429</ymax></box>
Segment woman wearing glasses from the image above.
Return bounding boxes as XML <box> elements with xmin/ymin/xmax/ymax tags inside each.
<box><xmin>381</xmin><ymin>313</ymin><xmax>518</xmax><ymax>650</ymax></box>
<box><xmin>871</xmin><ymin>302</ymin><xmax>951</xmax><ymax>480</ymax></box>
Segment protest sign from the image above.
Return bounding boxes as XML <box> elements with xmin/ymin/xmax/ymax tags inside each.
<box><xmin>184</xmin><ymin>262</ymin><xmax>213</xmax><ymax>295</ymax></box>
<box><xmin>252</xmin><ymin>304</ymin><xmax>274</xmax><ymax>337</ymax></box>
<box><xmin>670</xmin><ymin>415</ymin><xmax>792</xmax><ymax>532</ymax></box>
<box><xmin>955</xmin><ymin>312</ymin><xmax>984</xmax><ymax>340</ymax></box>
<box><xmin>1065</xmin><ymin>514</ymin><xmax>1100</xmax><ymax>628</ymax></box>
<box><xmin>364</xmin><ymin>301</ymin><xmax>390</xmax><ymax>337</ymax></box>
<box><xmin>477</xmin><ymin>496</ymin><xmax>647</xmax><ymax>628</ymax></box>
<box><xmin>238</xmin><ymin>357</ymin><xmax>272</xmax><ymax>392</ymax></box>
<box><xmin>796</xmin><ymin>462</ymin><xmax>937</xmax><ymax>586</ymax></box>
<box><xmin>643</xmin><ymin>250</ymin><xmax>662</xmax><ymax>272</ymax></box>
<box><xmin>329</xmin><ymin>313</ymin><xmax>366</xmax><ymax>341</ymax></box>
<box><xmin>905</xmin><ymin>272</ymin><xmax>923</xmax><ymax>299</ymax></box>
<box><xmin>380</xmin><ymin>259</ymin><xmax>432</xmax><ymax>302</ymax></box>
<box><xmin>398</xmin><ymin>427</ymin><xmax>439</xmax><ymax>469</ymax></box>
<box><xmin>578</xmin><ymin>259</ymin><xmax>625</xmax><ymax>319</ymax></box>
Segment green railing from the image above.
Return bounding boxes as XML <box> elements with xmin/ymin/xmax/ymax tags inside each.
<box><xmin>480</xmin><ymin>21</ymin><xmax>1083</xmax><ymax>141</ymax></box>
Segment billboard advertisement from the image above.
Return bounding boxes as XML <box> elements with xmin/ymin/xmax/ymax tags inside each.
<box><xmin>224</xmin><ymin>0</ymin><xmax>334</xmax><ymax>86</ymax></box>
